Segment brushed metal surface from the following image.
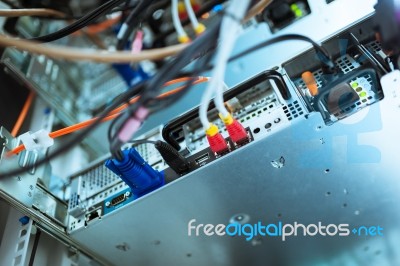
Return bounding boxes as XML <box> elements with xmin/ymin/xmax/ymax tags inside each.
<box><xmin>70</xmin><ymin>72</ymin><xmax>400</xmax><ymax>266</ymax></box>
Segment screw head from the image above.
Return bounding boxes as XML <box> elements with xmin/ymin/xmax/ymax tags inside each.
<box><xmin>125</xmin><ymin>191</ymin><xmax>131</xmax><ymax>197</ymax></box>
<box><xmin>105</xmin><ymin>201</ymin><xmax>110</xmax><ymax>207</ymax></box>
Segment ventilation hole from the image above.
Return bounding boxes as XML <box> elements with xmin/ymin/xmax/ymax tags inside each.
<box><xmin>17</xmin><ymin>241</ymin><xmax>24</xmax><ymax>251</ymax></box>
<box><xmin>277</xmin><ymin>213</ymin><xmax>282</xmax><ymax>218</ymax></box>
<box><xmin>20</xmin><ymin>229</ymin><xmax>27</xmax><ymax>237</ymax></box>
<box><xmin>14</xmin><ymin>255</ymin><xmax>22</xmax><ymax>266</ymax></box>
<box><xmin>343</xmin><ymin>203</ymin><xmax>348</xmax><ymax>208</ymax></box>
<box><xmin>274</xmin><ymin>118</ymin><xmax>281</xmax><ymax>123</ymax></box>
<box><xmin>326</xmin><ymin>192</ymin><xmax>331</xmax><ymax>196</ymax></box>
<box><xmin>265</xmin><ymin>123</ymin><xmax>272</xmax><ymax>129</ymax></box>
<box><xmin>253</xmin><ymin>128</ymin><xmax>261</xmax><ymax>134</ymax></box>
<box><xmin>187</xmin><ymin>253</ymin><xmax>192</xmax><ymax>257</ymax></box>
<box><xmin>325</xmin><ymin>169</ymin><xmax>330</xmax><ymax>173</ymax></box>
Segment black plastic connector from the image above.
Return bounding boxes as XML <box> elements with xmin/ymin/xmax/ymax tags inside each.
<box><xmin>154</xmin><ymin>141</ymin><xmax>189</xmax><ymax>174</ymax></box>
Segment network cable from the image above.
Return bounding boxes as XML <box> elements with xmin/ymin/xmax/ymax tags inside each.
<box><xmin>116</xmin><ymin>0</ymin><xmax>156</xmax><ymax>50</ymax></box>
<box><xmin>184</xmin><ymin>0</ymin><xmax>206</xmax><ymax>35</ymax></box>
<box><xmin>199</xmin><ymin>0</ymin><xmax>250</xmax><ymax>154</ymax></box>
<box><xmin>108</xmin><ymin>18</ymin><xmax>222</xmax><ymax>158</ymax></box>
<box><xmin>228</xmin><ymin>34</ymin><xmax>336</xmax><ymax>73</ymax></box>
<box><xmin>171</xmin><ymin>0</ymin><xmax>191</xmax><ymax>43</ymax></box>
<box><xmin>0</xmin><ymin>8</ymin><xmax>67</xmax><ymax>18</ymax></box>
<box><xmin>9</xmin><ymin>77</ymin><xmax>210</xmax><ymax>156</ymax></box>
<box><xmin>31</xmin><ymin>0</ymin><xmax>125</xmax><ymax>42</ymax></box>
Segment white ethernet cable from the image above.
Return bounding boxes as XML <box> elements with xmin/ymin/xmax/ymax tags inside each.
<box><xmin>171</xmin><ymin>0</ymin><xmax>190</xmax><ymax>43</ymax></box>
<box><xmin>183</xmin><ymin>0</ymin><xmax>206</xmax><ymax>35</ymax></box>
<box><xmin>199</xmin><ymin>0</ymin><xmax>251</xmax><ymax>130</ymax></box>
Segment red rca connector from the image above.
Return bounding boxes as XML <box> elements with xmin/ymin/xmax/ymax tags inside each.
<box><xmin>205</xmin><ymin>124</ymin><xmax>228</xmax><ymax>154</ymax></box>
<box><xmin>220</xmin><ymin>113</ymin><xmax>248</xmax><ymax>143</ymax></box>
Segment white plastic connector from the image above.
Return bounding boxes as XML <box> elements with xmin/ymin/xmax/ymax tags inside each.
<box><xmin>20</xmin><ymin>130</ymin><xmax>54</xmax><ymax>151</ymax></box>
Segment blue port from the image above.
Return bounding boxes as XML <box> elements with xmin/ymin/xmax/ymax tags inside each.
<box><xmin>103</xmin><ymin>188</ymin><xmax>135</xmax><ymax>215</ymax></box>
<box><xmin>105</xmin><ymin>148</ymin><xmax>165</xmax><ymax>197</ymax></box>
<box><xmin>112</xmin><ymin>63</ymin><xmax>149</xmax><ymax>87</ymax></box>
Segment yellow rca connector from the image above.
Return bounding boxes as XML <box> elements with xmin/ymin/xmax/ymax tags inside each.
<box><xmin>219</xmin><ymin>113</ymin><xmax>234</xmax><ymax>125</ymax></box>
<box><xmin>219</xmin><ymin>113</ymin><xmax>248</xmax><ymax>143</ymax></box>
<box><xmin>178</xmin><ymin>1</ymin><xmax>186</xmax><ymax>14</ymax></box>
<box><xmin>194</xmin><ymin>23</ymin><xmax>206</xmax><ymax>35</ymax></box>
<box><xmin>206</xmin><ymin>123</ymin><xmax>219</xmax><ymax>137</ymax></box>
<box><xmin>178</xmin><ymin>35</ymin><xmax>191</xmax><ymax>43</ymax></box>
<box><xmin>301</xmin><ymin>71</ymin><xmax>318</xmax><ymax>96</ymax></box>
<box><xmin>205</xmin><ymin>124</ymin><xmax>228</xmax><ymax>154</ymax></box>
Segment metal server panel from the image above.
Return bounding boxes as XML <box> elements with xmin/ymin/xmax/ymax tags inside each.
<box><xmin>66</xmin><ymin>14</ymin><xmax>400</xmax><ymax>266</ymax></box>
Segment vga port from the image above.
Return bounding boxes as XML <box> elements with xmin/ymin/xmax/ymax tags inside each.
<box><xmin>111</xmin><ymin>193</ymin><xmax>127</xmax><ymax>206</ymax></box>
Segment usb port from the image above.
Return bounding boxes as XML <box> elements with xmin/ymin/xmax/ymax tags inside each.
<box><xmin>195</xmin><ymin>153</ymin><xmax>210</xmax><ymax>165</ymax></box>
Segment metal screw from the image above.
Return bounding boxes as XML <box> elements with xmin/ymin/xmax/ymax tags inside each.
<box><xmin>125</xmin><ymin>191</ymin><xmax>131</xmax><ymax>197</ymax></box>
<box><xmin>115</xmin><ymin>242</ymin><xmax>130</xmax><ymax>252</ymax></box>
<box><xmin>105</xmin><ymin>201</ymin><xmax>110</xmax><ymax>207</ymax></box>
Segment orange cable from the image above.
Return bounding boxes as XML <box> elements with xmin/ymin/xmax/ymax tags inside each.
<box><xmin>85</xmin><ymin>15</ymin><xmax>122</xmax><ymax>35</ymax></box>
<box><xmin>8</xmin><ymin>77</ymin><xmax>209</xmax><ymax>155</ymax></box>
<box><xmin>11</xmin><ymin>91</ymin><xmax>35</xmax><ymax>137</ymax></box>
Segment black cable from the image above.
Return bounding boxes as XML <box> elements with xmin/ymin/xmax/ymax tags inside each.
<box><xmin>109</xmin><ymin>18</ymin><xmax>222</xmax><ymax>155</ymax></box>
<box><xmin>148</xmin><ymin>54</ymin><xmax>214</xmax><ymax>111</ymax></box>
<box><xmin>129</xmin><ymin>139</ymin><xmax>158</xmax><ymax>145</ymax></box>
<box><xmin>31</xmin><ymin>2</ymin><xmax>140</xmax><ymax>21</ymax></box>
<box><xmin>228</xmin><ymin>34</ymin><xmax>336</xmax><ymax>72</ymax></box>
<box><xmin>152</xmin><ymin>0</ymin><xmax>227</xmax><ymax>45</ymax></box>
<box><xmin>30</xmin><ymin>0</ymin><xmax>125</xmax><ymax>42</ymax></box>
<box><xmin>28</xmin><ymin>228</ymin><xmax>41</xmax><ymax>266</ymax></box>
<box><xmin>129</xmin><ymin>139</ymin><xmax>189</xmax><ymax>174</ymax></box>
<box><xmin>0</xmin><ymin>81</ymin><xmax>147</xmax><ymax>179</ymax></box>
<box><xmin>116</xmin><ymin>0</ymin><xmax>157</xmax><ymax>50</ymax></box>
<box><xmin>106</xmin><ymin>83</ymin><xmax>146</xmax><ymax>143</ymax></box>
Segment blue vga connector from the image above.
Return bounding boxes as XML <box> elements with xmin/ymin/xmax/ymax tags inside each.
<box><xmin>105</xmin><ymin>148</ymin><xmax>164</xmax><ymax>197</ymax></box>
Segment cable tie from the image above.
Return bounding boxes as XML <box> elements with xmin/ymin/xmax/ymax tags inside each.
<box><xmin>20</xmin><ymin>130</ymin><xmax>54</xmax><ymax>151</ymax></box>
